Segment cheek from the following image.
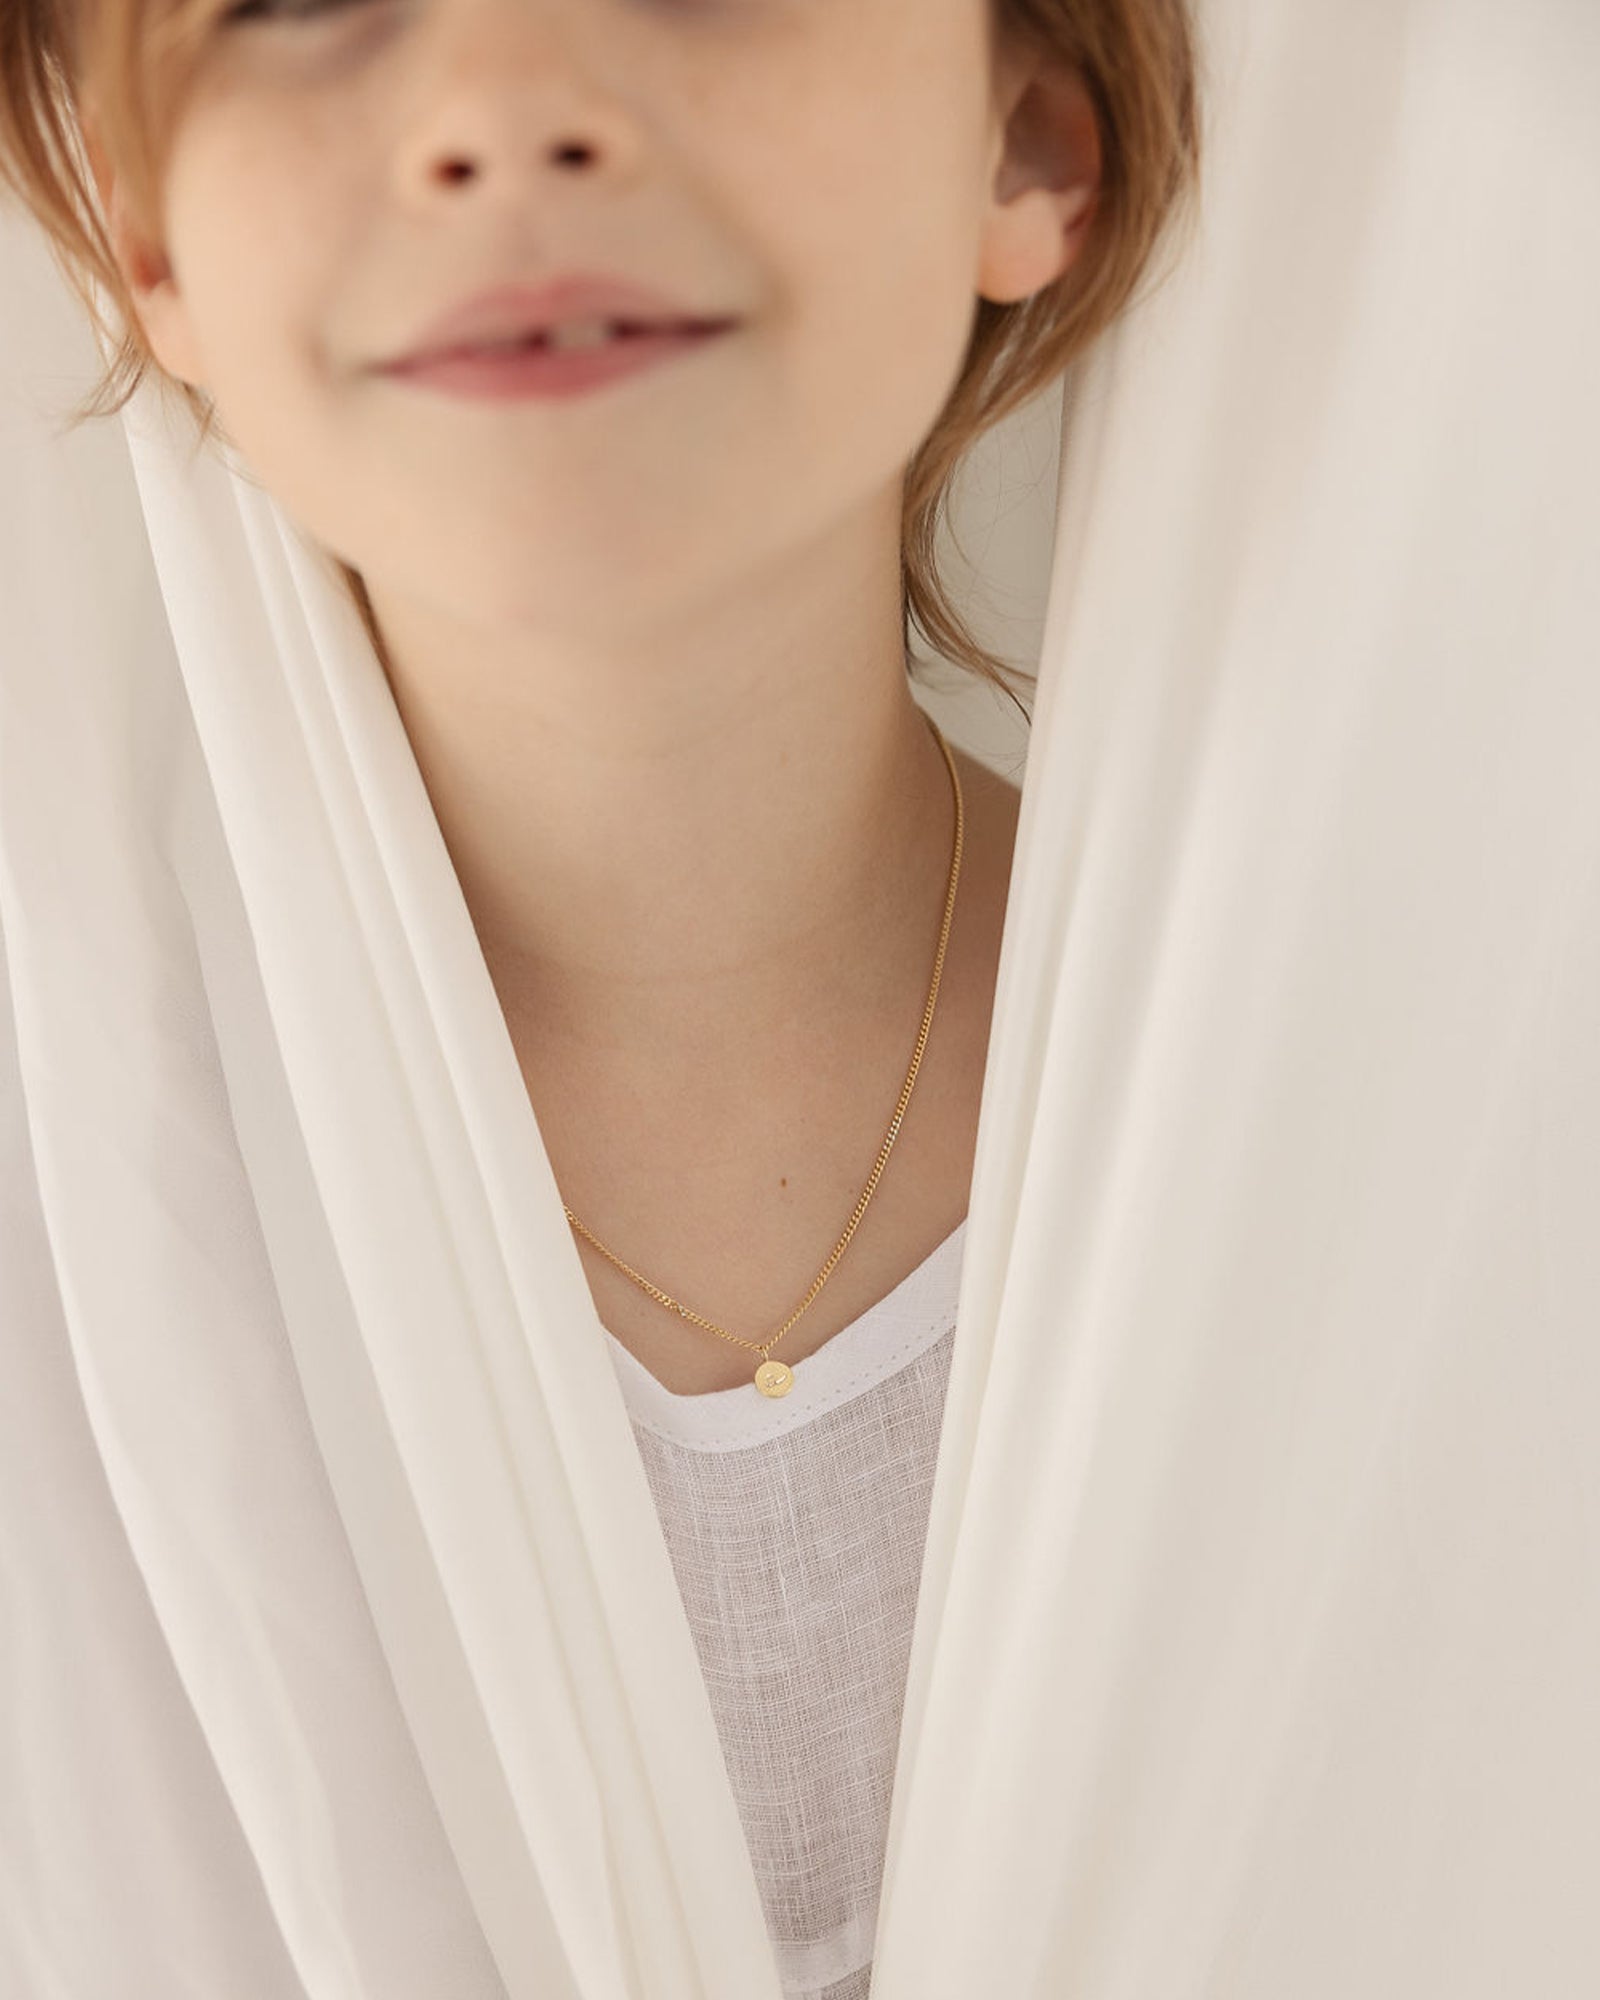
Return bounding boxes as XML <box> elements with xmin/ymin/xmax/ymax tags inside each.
<box><xmin>761</xmin><ymin>247</ymin><xmax>982</xmax><ymax>553</ymax></box>
<box><xmin>165</xmin><ymin>125</ymin><xmax>355</xmax><ymax>383</ymax></box>
<box><xmin>760</xmin><ymin>129</ymin><xmax>983</xmax><ymax>442</ymax></box>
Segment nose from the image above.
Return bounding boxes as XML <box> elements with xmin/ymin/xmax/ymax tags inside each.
<box><xmin>391</xmin><ymin>0</ymin><xmax>646</xmax><ymax>205</ymax></box>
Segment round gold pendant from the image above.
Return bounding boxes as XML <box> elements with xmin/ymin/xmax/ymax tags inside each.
<box><xmin>754</xmin><ymin>1359</ymin><xmax>795</xmax><ymax>1397</ymax></box>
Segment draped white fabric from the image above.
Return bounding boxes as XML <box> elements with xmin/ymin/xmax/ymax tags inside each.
<box><xmin>4</xmin><ymin>0</ymin><xmax>1598</xmax><ymax>1993</ymax></box>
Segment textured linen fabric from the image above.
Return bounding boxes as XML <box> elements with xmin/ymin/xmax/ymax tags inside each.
<box><xmin>604</xmin><ymin>1221</ymin><xmax>967</xmax><ymax>2000</ymax></box>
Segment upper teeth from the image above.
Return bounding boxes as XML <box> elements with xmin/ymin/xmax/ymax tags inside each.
<box><xmin>482</xmin><ymin>318</ymin><xmax>631</xmax><ymax>353</ymax></box>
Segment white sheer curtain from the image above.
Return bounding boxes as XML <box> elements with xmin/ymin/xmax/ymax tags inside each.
<box><xmin>3</xmin><ymin>1</ymin><xmax>1597</xmax><ymax>1995</ymax></box>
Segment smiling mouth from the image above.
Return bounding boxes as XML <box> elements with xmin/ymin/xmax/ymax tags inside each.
<box><xmin>417</xmin><ymin>318</ymin><xmax>732</xmax><ymax>364</ymax></box>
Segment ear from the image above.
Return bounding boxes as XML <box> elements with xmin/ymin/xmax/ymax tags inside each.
<box><xmin>977</xmin><ymin>46</ymin><xmax>1103</xmax><ymax>307</ymax></box>
<box><xmin>78</xmin><ymin>105</ymin><xmax>209</xmax><ymax>389</ymax></box>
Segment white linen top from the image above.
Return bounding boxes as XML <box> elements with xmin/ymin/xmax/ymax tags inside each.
<box><xmin>603</xmin><ymin>1218</ymin><xmax>968</xmax><ymax>2000</ymax></box>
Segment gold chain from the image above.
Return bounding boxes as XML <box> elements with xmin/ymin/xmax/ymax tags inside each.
<box><xmin>562</xmin><ymin>710</ymin><xmax>965</xmax><ymax>1397</ymax></box>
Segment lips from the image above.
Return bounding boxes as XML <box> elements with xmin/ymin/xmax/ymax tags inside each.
<box><xmin>432</xmin><ymin>319</ymin><xmax>704</xmax><ymax>359</ymax></box>
<box><xmin>379</xmin><ymin>274</ymin><xmax>739</xmax><ymax>370</ymax></box>
<box><xmin>376</xmin><ymin>323</ymin><xmax>734</xmax><ymax>403</ymax></box>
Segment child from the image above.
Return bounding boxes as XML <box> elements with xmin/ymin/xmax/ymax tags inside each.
<box><xmin>0</xmin><ymin>2</ymin><xmax>1200</xmax><ymax>1992</ymax></box>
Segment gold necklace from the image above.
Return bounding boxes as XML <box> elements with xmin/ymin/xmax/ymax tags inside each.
<box><xmin>562</xmin><ymin>711</ymin><xmax>965</xmax><ymax>1397</ymax></box>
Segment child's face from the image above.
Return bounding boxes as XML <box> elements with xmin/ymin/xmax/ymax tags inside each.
<box><xmin>112</xmin><ymin>0</ymin><xmax>1093</xmax><ymax>636</ymax></box>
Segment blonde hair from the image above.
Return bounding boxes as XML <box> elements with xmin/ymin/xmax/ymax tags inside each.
<box><xmin>2</xmin><ymin>0</ymin><xmax>1203</xmax><ymax>722</ymax></box>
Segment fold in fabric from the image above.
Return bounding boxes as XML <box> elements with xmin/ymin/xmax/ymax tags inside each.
<box><xmin>3</xmin><ymin>0</ymin><xmax>1598</xmax><ymax>1994</ymax></box>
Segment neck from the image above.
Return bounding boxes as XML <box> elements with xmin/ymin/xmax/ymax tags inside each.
<box><xmin>382</xmin><ymin>649</ymin><xmax>956</xmax><ymax>1079</ymax></box>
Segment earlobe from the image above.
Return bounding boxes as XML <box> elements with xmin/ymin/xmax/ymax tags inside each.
<box><xmin>130</xmin><ymin>270</ymin><xmax>210</xmax><ymax>395</ymax></box>
<box><xmin>112</xmin><ymin>223</ymin><xmax>198</xmax><ymax>384</ymax></box>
